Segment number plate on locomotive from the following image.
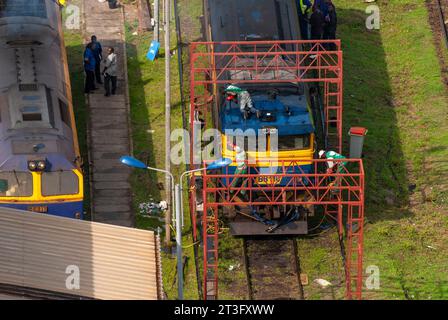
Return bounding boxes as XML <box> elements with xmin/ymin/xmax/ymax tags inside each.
<box><xmin>28</xmin><ymin>206</ymin><xmax>48</xmax><ymax>213</ymax></box>
<box><xmin>256</xmin><ymin>176</ymin><xmax>282</xmax><ymax>185</ymax></box>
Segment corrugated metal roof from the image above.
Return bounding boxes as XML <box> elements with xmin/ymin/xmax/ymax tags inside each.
<box><xmin>0</xmin><ymin>207</ymin><xmax>163</xmax><ymax>300</ymax></box>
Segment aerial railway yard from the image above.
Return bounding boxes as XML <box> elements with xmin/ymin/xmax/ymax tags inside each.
<box><xmin>1</xmin><ymin>0</ymin><xmax>448</xmax><ymax>301</ymax></box>
<box><xmin>80</xmin><ymin>0</ymin><xmax>448</xmax><ymax>301</ymax></box>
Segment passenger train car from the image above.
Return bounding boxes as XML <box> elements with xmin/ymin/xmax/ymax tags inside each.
<box><xmin>0</xmin><ymin>0</ymin><xmax>84</xmax><ymax>218</ymax></box>
<box><xmin>203</xmin><ymin>0</ymin><xmax>321</xmax><ymax>232</ymax></box>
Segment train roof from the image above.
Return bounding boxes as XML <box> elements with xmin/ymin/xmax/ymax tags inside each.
<box><xmin>206</xmin><ymin>0</ymin><xmax>300</xmax><ymax>42</ymax></box>
<box><xmin>0</xmin><ymin>153</ymin><xmax>75</xmax><ymax>172</ymax></box>
<box><xmin>221</xmin><ymin>93</ymin><xmax>314</xmax><ymax>136</ymax></box>
<box><xmin>0</xmin><ymin>0</ymin><xmax>78</xmax><ymax>172</ymax></box>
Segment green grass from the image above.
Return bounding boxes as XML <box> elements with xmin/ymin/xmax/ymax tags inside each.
<box><xmin>63</xmin><ymin>0</ymin><xmax>91</xmax><ymax>217</ymax></box>
<box><xmin>296</xmin><ymin>0</ymin><xmax>448</xmax><ymax>300</ymax></box>
<box><xmin>124</xmin><ymin>6</ymin><xmax>199</xmax><ymax>299</ymax></box>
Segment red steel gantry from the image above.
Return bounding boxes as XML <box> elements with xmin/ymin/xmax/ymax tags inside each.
<box><xmin>188</xmin><ymin>40</ymin><xmax>365</xmax><ymax>300</ymax></box>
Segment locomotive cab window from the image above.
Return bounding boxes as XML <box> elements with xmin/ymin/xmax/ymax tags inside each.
<box><xmin>41</xmin><ymin>171</ymin><xmax>79</xmax><ymax>196</ymax></box>
<box><xmin>276</xmin><ymin>134</ymin><xmax>311</xmax><ymax>151</ymax></box>
<box><xmin>0</xmin><ymin>0</ymin><xmax>47</xmax><ymax>19</ymax></box>
<box><xmin>0</xmin><ymin>172</ymin><xmax>33</xmax><ymax>197</ymax></box>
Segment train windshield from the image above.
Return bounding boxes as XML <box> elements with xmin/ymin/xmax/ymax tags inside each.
<box><xmin>41</xmin><ymin>171</ymin><xmax>79</xmax><ymax>196</ymax></box>
<box><xmin>276</xmin><ymin>134</ymin><xmax>311</xmax><ymax>151</ymax></box>
<box><xmin>0</xmin><ymin>171</ymin><xmax>33</xmax><ymax>197</ymax></box>
<box><xmin>227</xmin><ymin>135</ymin><xmax>260</xmax><ymax>152</ymax></box>
<box><xmin>237</xmin><ymin>1</ymin><xmax>284</xmax><ymax>40</ymax></box>
<box><xmin>0</xmin><ymin>0</ymin><xmax>47</xmax><ymax>19</ymax></box>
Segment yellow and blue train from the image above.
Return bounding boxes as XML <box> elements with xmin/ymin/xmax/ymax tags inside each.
<box><xmin>203</xmin><ymin>0</ymin><xmax>321</xmax><ymax>234</ymax></box>
<box><xmin>204</xmin><ymin>0</ymin><xmax>317</xmax><ymax>185</ymax></box>
<box><xmin>221</xmin><ymin>85</ymin><xmax>315</xmax><ymax>186</ymax></box>
<box><xmin>0</xmin><ymin>0</ymin><xmax>83</xmax><ymax>218</ymax></box>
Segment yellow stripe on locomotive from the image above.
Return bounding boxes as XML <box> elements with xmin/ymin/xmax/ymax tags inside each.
<box><xmin>222</xmin><ymin>134</ymin><xmax>315</xmax><ymax>168</ymax></box>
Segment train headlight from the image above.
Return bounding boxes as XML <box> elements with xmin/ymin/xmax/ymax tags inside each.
<box><xmin>28</xmin><ymin>161</ymin><xmax>37</xmax><ymax>171</ymax></box>
<box><xmin>28</xmin><ymin>159</ymin><xmax>47</xmax><ymax>172</ymax></box>
<box><xmin>37</xmin><ymin>161</ymin><xmax>46</xmax><ymax>171</ymax></box>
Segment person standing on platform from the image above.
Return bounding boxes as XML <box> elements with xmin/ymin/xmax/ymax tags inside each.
<box><xmin>297</xmin><ymin>0</ymin><xmax>312</xmax><ymax>40</ymax></box>
<box><xmin>83</xmin><ymin>42</ymin><xmax>96</xmax><ymax>94</ymax></box>
<box><xmin>90</xmin><ymin>35</ymin><xmax>103</xmax><ymax>85</ymax></box>
<box><xmin>103</xmin><ymin>47</ymin><xmax>118</xmax><ymax>97</ymax></box>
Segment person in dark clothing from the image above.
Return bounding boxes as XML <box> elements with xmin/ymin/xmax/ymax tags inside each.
<box><xmin>297</xmin><ymin>0</ymin><xmax>312</xmax><ymax>40</ymax></box>
<box><xmin>310</xmin><ymin>5</ymin><xmax>325</xmax><ymax>40</ymax></box>
<box><xmin>90</xmin><ymin>35</ymin><xmax>103</xmax><ymax>85</ymax></box>
<box><xmin>323</xmin><ymin>0</ymin><xmax>337</xmax><ymax>50</ymax></box>
<box><xmin>107</xmin><ymin>0</ymin><xmax>118</xmax><ymax>9</ymax></box>
<box><xmin>84</xmin><ymin>42</ymin><xmax>96</xmax><ymax>94</ymax></box>
<box><xmin>314</xmin><ymin>0</ymin><xmax>329</xmax><ymax>20</ymax></box>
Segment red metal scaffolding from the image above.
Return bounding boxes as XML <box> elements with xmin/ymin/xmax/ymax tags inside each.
<box><xmin>188</xmin><ymin>40</ymin><xmax>365</xmax><ymax>300</ymax></box>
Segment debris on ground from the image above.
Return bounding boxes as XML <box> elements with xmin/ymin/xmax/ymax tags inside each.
<box><xmin>228</xmin><ymin>263</ymin><xmax>241</xmax><ymax>271</ymax></box>
<box><xmin>314</xmin><ymin>278</ymin><xmax>332</xmax><ymax>288</ymax></box>
<box><xmin>139</xmin><ymin>201</ymin><xmax>168</xmax><ymax>216</ymax></box>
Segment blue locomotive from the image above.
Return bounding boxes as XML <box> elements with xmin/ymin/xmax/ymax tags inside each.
<box><xmin>203</xmin><ymin>0</ymin><xmax>321</xmax><ymax>234</ymax></box>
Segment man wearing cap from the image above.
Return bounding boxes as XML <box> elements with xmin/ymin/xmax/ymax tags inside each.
<box><xmin>318</xmin><ymin>150</ymin><xmax>347</xmax><ymax>174</ymax></box>
<box><xmin>225</xmin><ymin>85</ymin><xmax>261</xmax><ymax>120</ymax></box>
<box><xmin>319</xmin><ymin>150</ymin><xmax>347</xmax><ymax>190</ymax></box>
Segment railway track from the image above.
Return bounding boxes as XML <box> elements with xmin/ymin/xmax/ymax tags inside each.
<box><xmin>242</xmin><ymin>237</ymin><xmax>305</xmax><ymax>300</ymax></box>
<box><xmin>436</xmin><ymin>0</ymin><xmax>448</xmax><ymax>48</ymax></box>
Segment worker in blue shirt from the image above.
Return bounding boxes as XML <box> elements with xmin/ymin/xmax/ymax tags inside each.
<box><xmin>84</xmin><ymin>42</ymin><xmax>96</xmax><ymax>94</ymax></box>
<box><xmin>90</xmin><ymin>35</ymin><xmax>103</xmax><ymax>85</ymax></box>
<box><xmin>314</xmin><ymin>0</ymin><xmax>329</xmax><ymax>20</ymax></box>
<box><xmin>297</xmin><ymin>0</ymin><xmax>312</xmax><ymax>40</ymax></box>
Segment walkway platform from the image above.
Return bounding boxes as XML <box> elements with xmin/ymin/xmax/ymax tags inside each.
<box><xmin>83</xmin><ymin>1</ymin><xmax>133</xmax><ymax>227</ymax></box>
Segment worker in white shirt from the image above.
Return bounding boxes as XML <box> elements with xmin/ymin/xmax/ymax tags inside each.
<box><xmin>103</xmin><ymin>47</ymin><xmax>117</xmax><ymax>97</ymax></box>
